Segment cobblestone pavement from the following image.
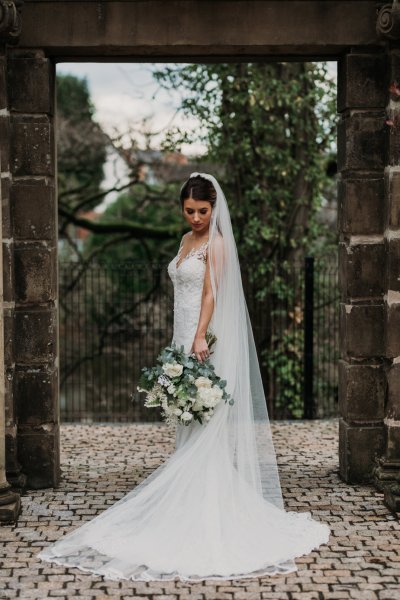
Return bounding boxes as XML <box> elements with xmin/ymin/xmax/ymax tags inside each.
<box><xmin>1</xmin><ymin>419</ymin><xmax>400</xmax><ymax>600</ymax></box>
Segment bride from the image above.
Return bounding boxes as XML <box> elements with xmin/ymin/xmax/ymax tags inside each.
<box><xmin>37</xmin><ymin>172</ymin><xmax>330</xmax><ymax>581</ymax></box>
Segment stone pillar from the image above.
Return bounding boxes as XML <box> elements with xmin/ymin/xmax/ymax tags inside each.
<box><xmin>337</xmin><ymin>52</ymin><xmax>387</xmax><ymax>483</ymax></box>
<box><xmin>374</xmin><ymin>49</ymin><xmax>400</xmax><ymax>511</ymax></box>
<box><xmin>0</xmin><ymin>45</ymin><xmax>21</xmax><ymax>522</ymax></box>
<box><xmin>7</xmin><ymin>49</ymin><xmax>60</xmax><ymax>489</ymax></box>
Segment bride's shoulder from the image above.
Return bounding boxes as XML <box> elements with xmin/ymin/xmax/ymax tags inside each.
<box><xmin>178</xmin><ymin>231</ymin><xmax>190</xmax><ymax>247</ymax></box>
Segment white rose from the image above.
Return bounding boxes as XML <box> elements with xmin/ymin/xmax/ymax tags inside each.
<box><xmin>192</xmin><ymin>398</ymin><xmax>203</xmax><ymax>411</ymax></box>
<box><xmin>180</xmin><ymin>411</ymin><xmax>193</xmax><ymax>422</ymax></box>
<box><xmin>162</xmin><ymin>362</ymin><xmax>183</xmax><ymax>378</ymax></box>
<box><xmin>195</xmin><ymin>376</ymin><xmax>212</xmax><ymax>389</ymax></box>
<box><xmin>198</xmin><ymin>387</ymin><xmax>219</xmax><ymax>408</ymax></box>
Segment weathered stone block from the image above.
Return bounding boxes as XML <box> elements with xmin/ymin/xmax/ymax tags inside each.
<box><xmin>0</xmin><ymin>114</ymin><xmax>10</xmax><ymax>172</ymax></box>
<box><xmin>389</xmin><ymin>49</ymin><xmax>400</xmax><ymax>84</ymax></box>
<box><xmin>385</xmin><ymin>425</ymin><xmax>400</xmax><ymax>462</ymax></box>
<box><xmin>2</xmin><ymin>240</ymin><xmax>14</xmax><ymax>303</ymax></box>
<box><xmin>339</xmin><ymin>303</ymin><xmax>384</xmax><ymax>358</ymax></box>
<box><xmin>387</xmin><ymin>363</ymin><xmax>400</xmax><ymax>420</ymax></box>
<box><xmin>17</xmin><ymin>429</ymin><xmax>60</xmax><ymax>489</ymax></box>
<box><xmin>10</xmin><ymin>180</ymin><xmax>56</xmax><ymax>240</ymax></box>
<box><xmin>338</xmin><ymin>53</ymin><xmax>387</xmax><ymax>111</ymax></box>
<box><xmin>14</xmin><ymin>308</ymin><xmax>57</xmax><ymax>364</ymax></box>
<box><xmin>5</xmin><ymin>424</ymin><xmax>19</xmax><ymax>472</ymax></box>
<box><xmin>3</xmin><ymin>308</ymin><xmax>14</xmax><ymax>368</ymax></box>
<box><xmin>387</xmin><ymin>120</ymin><xmax>400</xmax><ymax>166</ymax></box>
<box><xmin>338</xmin><ymin>360</ymin><xmax>385</xmax><ymax>422</ymax></box>
<box><xmin>338</xmin><ymin>177</ymin><xmax>384</xmax><ymax>236</ymax></box>
<box><xmin>337</xmin><ymin>112</ymin><xmax>386</xmax><ymax>172</ymax></box>
<box><xmin>339</xmin><ymin>418</ymin><xmax>385</xmax><ymax>483</ymax></box>
<box><xmin>386</xmin><ymin>299</ymin><xmax>400</xmax><ymax>358</ymax></box>
<box><xmin>15</xmin><ymin>367</ymin><xmax>58</xmax><ymax>425</ymax></box>
<box><xmin>1</xmin><ymin>176</ymin><xmax>11</xmax><ymax>239</ymax></box>
<box><xmin>14</xmin><ymin>242</ymin><xmax>56</xmax><ymax>304</ymax></box>
<box><xmin>386</xmin><ymin>237</ymin><xmax>400</xmax><ymax>292</ymax></box>
<box><xmin>386</xmin><ymin>170</ymin><xmax>400</xmax><ymax>229</ymax></box>
<box><xmin>7</xmin><ymin>57</ymin><xmax>54</xmax><ymax>114</ymax></box>
<box><xmin>0</xmin><ymin>55</ymin><xmax>6</xmax><ymax>110</ymax></box>
<box><xmin>4</xmin><ymin>366</ymin><xmax>14</xmax><ymax>425</ymax></box>
<box><xmin>10</xmin><ymin>116</ymin><xmax>53</xmax><ymax>176</ymax></box>
<box><xmin>338</xmin><ymin>241</ymin><xmax>385</xmax><ymax>300</ymax></box>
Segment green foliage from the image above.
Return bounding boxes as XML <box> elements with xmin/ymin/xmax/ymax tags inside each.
<box><xmin>263</xmin><ymin>326</ymin><xmax>304</xmax><ymax>419</ymax></box>
<box><xmin>153</xmin><ymin>62</ymin><xmax>337</xmax><ymax>265</ymax></box>
<box><xmin>57</xmin><ymin>74</ymin><xmax>95</xmax><ymax>122</ymax></box>
<box><xmin>84</xmin><ymin>182</ymin><xmax>184</xmax><ymax>266</ymax></box>
<box><xmin>56</xmin><ymin>73</ymin><xmax>108</xmax><ymax>207</ymax></box>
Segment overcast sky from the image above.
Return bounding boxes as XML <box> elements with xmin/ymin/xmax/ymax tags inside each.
<box><xmin>56</xmin><ymin>61</ymin><xmax>337</xmax><ymax>210</ymax></box>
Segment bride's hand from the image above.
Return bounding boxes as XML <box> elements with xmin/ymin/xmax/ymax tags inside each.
<box><xmin>191</xmin><ymin>336</ymin><xmax>210</xmax><ymax>363</ymax></box>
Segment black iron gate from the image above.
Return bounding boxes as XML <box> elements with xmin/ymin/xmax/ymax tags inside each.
<box><xmin>59</xmin><ymin>257</ymin><xmax>339</xmax><ymax>422</ymax></box>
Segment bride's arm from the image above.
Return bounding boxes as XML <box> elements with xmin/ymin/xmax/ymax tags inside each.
<box><xmin>191</xmin><ymin>236</ymin><xmax>224</xmax><ymax>362</ymax></box>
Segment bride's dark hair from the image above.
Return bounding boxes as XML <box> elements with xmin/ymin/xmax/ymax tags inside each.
<box><xmin>180</xmin><ymin>174</ymin><xmax>217</xmax><ymax>209</ymax></box>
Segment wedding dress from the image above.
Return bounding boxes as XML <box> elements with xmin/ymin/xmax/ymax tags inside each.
<box><xmin>37</xmin><ymin>173</ymin><xmax>330</xmax><ymax>581</ymax></box>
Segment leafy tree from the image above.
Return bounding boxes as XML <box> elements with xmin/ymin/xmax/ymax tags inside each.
<box><xmin>56</xmin><ymin>74</ymin><xmax>108</xmax><ymax>208</ymax></box>
<box><xmin>153</xmin><ymin>62</ymin><xmax>337</xmax><ymax>269</ymax></box>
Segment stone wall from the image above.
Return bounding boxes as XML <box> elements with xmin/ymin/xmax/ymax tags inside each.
<box><xmin>337</xmin><ymin>52</ymin><xmax>387</xmax><ymax>483</ymax></box>
<box><xmin>374</xmin><ymin>49</ymin><xmax>400</xmax><ymax>511</ymax></box>
<box><xmin>6</xmin><ymin>49</ymin><xmax>59</xmax><ymax>489</ymax></box>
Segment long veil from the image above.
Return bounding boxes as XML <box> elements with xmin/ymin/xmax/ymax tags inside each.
<box><xmin>190</xmin><ymin>172</ymin><xmax>285</xmax><ymax>510</ymax></box>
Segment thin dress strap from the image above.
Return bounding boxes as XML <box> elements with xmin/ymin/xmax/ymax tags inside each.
<box><xmin>176</xmin><ymin>236</ymin><xmax>185</xmax><ymax>259</ymax></box>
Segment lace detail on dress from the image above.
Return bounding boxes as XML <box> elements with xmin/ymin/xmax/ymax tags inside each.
<box><xmin>176</xmin><ymin>233</ymin><xmax>208</xmax><ymax>269</ymax></box>
<box><xmin>167</xmin><ymin>233</ymin><xmax>209</xmax><ymax>354</ymax></box>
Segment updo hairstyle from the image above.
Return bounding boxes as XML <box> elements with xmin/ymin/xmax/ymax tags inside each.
<box><xmin>180</xmin><ymin>174</ymin><xmax>217</xmax><ymax>210</ymax></box>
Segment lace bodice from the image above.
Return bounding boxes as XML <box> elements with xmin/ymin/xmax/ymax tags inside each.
<box><xmin>167</xmin><ymin>232</ymin><xmax>209</xmax><ymax>354</ymax></box>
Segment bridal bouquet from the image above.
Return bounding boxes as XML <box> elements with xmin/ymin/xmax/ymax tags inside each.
<box><xmin>135</xmin><ymin>330</ymin><xmax>234</xmax><ymax>426</ymax></box>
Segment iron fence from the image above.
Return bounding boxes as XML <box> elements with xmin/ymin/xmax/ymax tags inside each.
<box><xmin>59</xmin><ymin>257</ymin><xmax>339</xmax><ymax>422</ymax></box>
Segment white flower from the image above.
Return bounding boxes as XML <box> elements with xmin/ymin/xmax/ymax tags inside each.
<box><xmin>198</xmin><ymin>387</ymin><xmax>220</xmax><ymax>408</ymax></box>
<box><xmin>167</xmin><ymin>383</ymin><xmax>176</xmax><ymax>395</ymax></box>
<box><xmin>192</xmin><ymin>398</ymin><xmax>203</xmax><ymax>411</ymax></box>
<box><xmin>162</xmin><ymin>362</ymin><xmax>183</xmax><ymax>378</ymax></box>
<box><xmin>180</xmin><ymin>411</ymin><xmax>193</xmax><ymax>422</ymax></box>
<box><xmin>173</xmin><ymin>407</ymin><xmax>183</xmax><ymax>416</ymax></box>
<box><xmin>195</xmin><ymin>376</ymin><xmax>212</xmax><ymax>389</ymax></box>
<box><xmin>163</xmin><ymin>403</ymin><xmax>176</xmax><ymax>416</ymax></box>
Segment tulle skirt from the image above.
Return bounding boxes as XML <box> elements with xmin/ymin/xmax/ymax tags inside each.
<box><xmin>37</xmin><ymin>399</ymin><xmax>330</xmax><ymax>581</ymax></box>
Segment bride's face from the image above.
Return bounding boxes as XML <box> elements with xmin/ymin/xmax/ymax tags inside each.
<box><xmin>182</xmin><ymin>198</ymin><xmax>212</xmax><ymax>234</ymax></box>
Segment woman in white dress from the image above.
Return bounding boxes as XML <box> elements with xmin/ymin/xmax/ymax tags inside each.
<box><xmin>37</xmin><ymin>172</ymin><xmax>330</xmax><ymax>581</ymax></box>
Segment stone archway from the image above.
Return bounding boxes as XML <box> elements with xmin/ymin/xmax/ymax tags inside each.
<box><xmin>1</xmin><ymin>0</ymin><xmax>400</xmax><ymax>522</ymax></box>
